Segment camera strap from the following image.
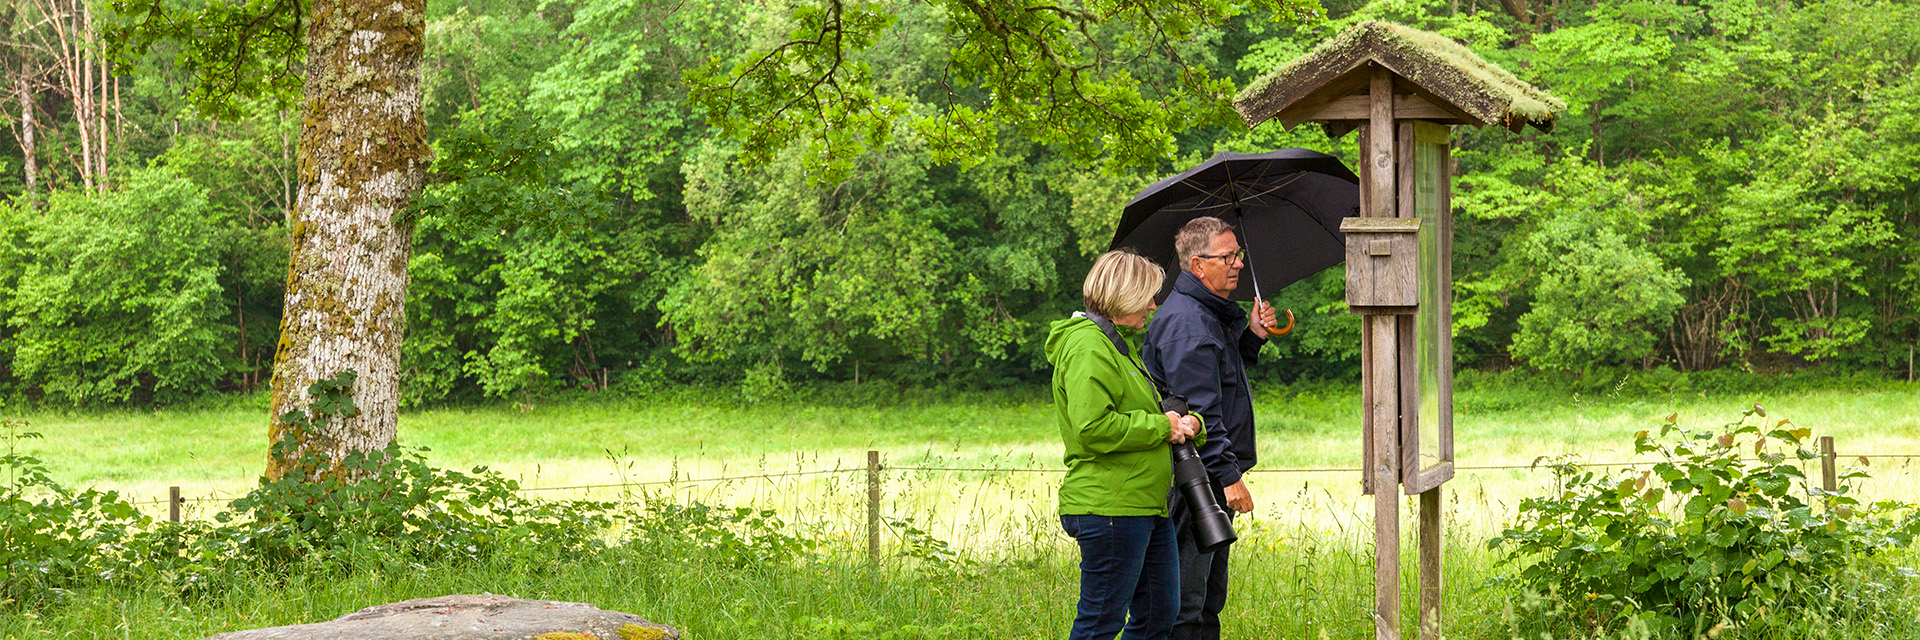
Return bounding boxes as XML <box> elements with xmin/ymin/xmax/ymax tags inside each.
<box><xmin>1081</xmin><ymin>310</ymin><xmax>1185</xmax><ymax>412</ymax></box>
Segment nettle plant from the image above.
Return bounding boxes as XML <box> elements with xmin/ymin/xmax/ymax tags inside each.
<box><xmin>1</xmin><ymin>416</ymin><xmax>150</xmax><ymax>607</ymax></box>
<box><xmin>227</xmin><ymin>370</ymin><xmax>614</xmax><ymax>567</ymax></box>
<box><xmin>1492</xmin><ymin>405</ymin><xmax>1920</xmax><ymax>635</ymax></box>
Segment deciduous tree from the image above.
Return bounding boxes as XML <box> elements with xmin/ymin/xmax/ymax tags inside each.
<box><xmin>116</xmin><ymin>0</ymin><xmax>428</xmax><ymax>479</ymax></box>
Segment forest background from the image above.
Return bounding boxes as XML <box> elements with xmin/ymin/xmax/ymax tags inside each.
<box><xmin>1</xmin><ymin>0</ymin><xmax>1916</xmax><ymax>408</ymax></box>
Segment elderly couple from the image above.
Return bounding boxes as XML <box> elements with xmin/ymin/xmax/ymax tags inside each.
<box><xmin>1045</xmin><ymin>216</ymin><xmax>1276</xmax><ymax>640</ymax></box>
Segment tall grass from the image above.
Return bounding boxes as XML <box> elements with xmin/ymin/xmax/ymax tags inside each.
<box><xmin>6</xmin><ymin>375</ymin><xmax>1919</xmax><ymax>638</ymax></box>
<box><xmin>6</xmin><ymin>506</ymin><xmax>1913</xmax><ymax>639</ymax></box>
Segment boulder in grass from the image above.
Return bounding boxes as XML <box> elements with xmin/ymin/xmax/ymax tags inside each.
<box><xmin>202</xmin><ymin>594</ymin><xmax>678</xmax><ymax>640</ymax></box>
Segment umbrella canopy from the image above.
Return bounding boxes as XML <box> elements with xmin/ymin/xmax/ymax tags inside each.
<box><xmin>1110</xmin><ymin>149</ymin><xmax>1360</xmax><ymax>302</ymax></box>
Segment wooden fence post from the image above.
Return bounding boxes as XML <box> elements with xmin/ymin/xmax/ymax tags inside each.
<box><xmin>867</xmin><ymin>450</ymin><xmax>881</xmax><ymax>565</ymax></box>
<box><xmin>1819</xmin><ymin>436</ymin><xmax>1837</xmax><ymax>494</ymax></box>
<box><xmin>169</xmin><ymin>486</ymin><xmax>181</xmax><ymax>523</ymax></box>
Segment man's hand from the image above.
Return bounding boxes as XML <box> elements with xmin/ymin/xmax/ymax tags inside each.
<box><xmin>1250</xmin><ymin>301</ymin><xmax>1278</xmax><ymax>339</ymax></box>
<box><xmin>1166</xmin><ymin>412</ymin><xmax>1197</xmax><ymax>443</ymax></box>
<box><xmin>1223</xmin><ymin>480</ymin><xmax>1254</xmax><ymax>513</ymax></box>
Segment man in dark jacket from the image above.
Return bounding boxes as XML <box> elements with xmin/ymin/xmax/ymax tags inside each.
<box><xmin>1142</xmin><ymin>216</ymin><xmax>1278</xmax><ymax>640</ymax></box>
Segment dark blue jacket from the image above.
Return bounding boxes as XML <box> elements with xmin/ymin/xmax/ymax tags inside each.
<box><xmin>1143</xmin><ymin>270</ymin><xmax>1265</xmax><ymax>488</ymax></box>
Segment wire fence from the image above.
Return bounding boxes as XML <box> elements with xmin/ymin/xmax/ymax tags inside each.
<box><xmin>127</xmin><ymin>450</ymin><xmax>1920</xmax><ymax>517</ymax></box>
<box><xmin>105</xmin><ymin>446</ymin><xmax>1920</xmax><ymax>569</ymax></box>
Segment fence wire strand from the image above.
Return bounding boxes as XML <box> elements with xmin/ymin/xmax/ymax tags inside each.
<box><xmin>117</xmin><ymin>453</ymin><xmax>1920</xmax><ymax>508</ymax></box>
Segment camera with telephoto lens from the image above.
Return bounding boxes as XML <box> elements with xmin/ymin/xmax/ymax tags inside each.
<box><xmin>1159</xmin><ymin>394</ymin><xmax>1237</xmax><ymax>554</ymax></box>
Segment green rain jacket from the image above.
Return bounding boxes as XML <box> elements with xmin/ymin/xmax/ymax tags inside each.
<box><xmin>1045</xmin><ymin>315</ymin><xmax>1201</xmax><ymax>517</ymax></box>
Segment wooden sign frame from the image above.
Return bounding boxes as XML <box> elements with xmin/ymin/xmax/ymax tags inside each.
<box><xmin>1399</xmin><ymin>120</ymin><xmax>1455</xmax><ymax>495</ymax></box>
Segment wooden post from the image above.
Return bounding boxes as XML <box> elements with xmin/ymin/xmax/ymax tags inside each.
<box><xmin>1819</xmin><ymin>436</ymin><xmax>1837</xmax><ymax>494</ymax></box>
<box><xmin>1418</xmin><ymin>488</ymin><xmax>1442</xmax><ymax>640</ymax></box>
<box><xmin>867</xmin><ymin>450</ymin><xmax>882</xmax><ymax>564</ymax></box>
<box><xmin>1366</xmin><ymin>64</ymin><xmax>1402</xmax><ymax>640</ymax></box>
<box><xmin>169</xmin><ymin>486</ymin><xmax>181</xmax><ymax>523</ymax></box>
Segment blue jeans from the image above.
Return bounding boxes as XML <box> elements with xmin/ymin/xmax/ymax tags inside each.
<box><xmin>1060</xmin><ymin>514</ymin><xmax>1179</xmax><ymax>640</ymax></box>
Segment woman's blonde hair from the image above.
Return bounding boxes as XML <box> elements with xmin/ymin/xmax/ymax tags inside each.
<box><xmin>1083</xmin><ymin>249</ymin><xmax>1165</xmax><ymax>319</ymax></box>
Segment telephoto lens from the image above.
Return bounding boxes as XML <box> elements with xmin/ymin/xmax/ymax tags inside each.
<box><xmin>1160</xmin><ymin>395</ymin><xmax>1236</xmax><ymax>554</ymax></box>
<box><xmin>1171</xmin><ymin>442</ymin><xmax>1237</xmax><ymax>553</ymax></box>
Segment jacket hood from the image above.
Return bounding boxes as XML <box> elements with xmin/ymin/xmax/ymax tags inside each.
<box><xmin>1046</xmin><ymin>316</ymin><xmax>1096</xmax><ymax>366</ymax></box>
<box><xmin>1046</xmin><ymin>313</ymin><xmax>1141</xmax><ymax>365</ymax></box>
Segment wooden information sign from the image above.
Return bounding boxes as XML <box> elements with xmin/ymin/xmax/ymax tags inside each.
<box><xmin>1233</xmin><ymin>20</ymin><xmax>1564</xmax><ymax>640</ymax></box>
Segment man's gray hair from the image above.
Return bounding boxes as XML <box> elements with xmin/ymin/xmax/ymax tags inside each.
<box><xmin>1175</xmin><ymin>217</ymin><xmax>1236</xmax><ymax>271</ymax></box>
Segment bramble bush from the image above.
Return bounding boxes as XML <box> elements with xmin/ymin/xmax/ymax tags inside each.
<box><xmin>0</xmin><ymin>377</ymin><xmax>824</xmax><ymax>611</ymax></box>
<box><xmin>1492</xmin><ymin>405</ymin><xmax>1920</xmax><ymax>636</ymax></box>
<box><xmin>623</xmin><ymin>496</ymin><xmax>816</xmax><ymax>569</ymax></box>
<box><xmin>0</xmin><ymin>416</ymin><xmax>147</xmax><ymax>606</ymax></box>
<box><xmin>238</xmin><ymin>371</ymin><xmax>616</xmax><ymax>567</ymax></box>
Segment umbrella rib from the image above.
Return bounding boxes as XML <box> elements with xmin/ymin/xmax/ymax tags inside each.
<box><xmin>1161</xmin><ymin>173</ymin><xmax>1311</xmax><ymax>213</ymax></box>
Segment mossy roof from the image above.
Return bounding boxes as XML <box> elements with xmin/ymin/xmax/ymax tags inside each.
<box><xmin>1236</xmin><ymin>21</ymin><xmax>1565</xmax><ymax>132</ymax></box>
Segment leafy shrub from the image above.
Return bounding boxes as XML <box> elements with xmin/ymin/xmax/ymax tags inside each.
<box><xmin>886</xmin><ymin>516</ymin><xmax>973</xmax><ymax>572</ymax></box>
<box><xmin>625</xmin><ymin>496</ymin><xmax>815</xmax><ymax>568</ymax></box>
<box><xmin>0</xmin><ymin>170</ymin><xmax>235</xmax><ymax>404</ymax></box>
<box><xmin>1492</xmin><ymin>405</ymin><xmax>1920</xmax><ymax>634</ymax></box>
<box><xmin>738</xmin><ymin>360</ymin><xmax>791</xmax><ymax>405</ymax></box>
<box><xmin>226</xmin><ymin>371</ymin><xmax>614</xmax><ymax>567</ymax></box>
<box><xmin>220</xmin><ymin>443</ymin><xmax>616</xmax><ymax>568</ymax></box>
<box><xmin>3</xmin><ymin>375</ymin><xmax>623</xmax><ymax>610</ymax></box>
<box><xmin>0</xmin><ymin>418</ymin><xmax>148</xmax><ymax>607</ymax></box>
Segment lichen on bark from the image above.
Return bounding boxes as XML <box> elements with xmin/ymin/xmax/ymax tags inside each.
<box><xmin>266</xmin><ymin>0</ymin><xmax>429</xmax><ymax>481</ymax></box>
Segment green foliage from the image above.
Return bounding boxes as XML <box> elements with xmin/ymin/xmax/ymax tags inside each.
<box><xmin>0</xmin><ymin>170</ymin><xmax>234</xmax><ymax>404</ymax></box>
<box><xmin>1</xmin><ymin>395</ymin><xmax>621</xmax><ymax>609</ymax></box>
<box><xmin>14</xmin><ymin>0</ymin><xmax>1920</xmax><ymax>404</ymax></box>
<box><xmin>885</xmin><ymin>516</ymin><xmax>973</xmax><ymax>572</ymax></box>
<box><xmin>107</xmin><ymin>0</ymin><xmax>305</xmax><ymax>120</ymax></box>
<box><xmin>223</xmin><ymin>440</ymin><xmax>616</xmax><ymax>568</ymax></box>
<box><xmin>1453</xmin><ymin>150</ymin><xmax>1689</xmax><ymax>370</ymax></box>
<box><xmin>686</xmin><ymin>0</ymin><xmax>1323</xmax><ymax>179</ymax></box>
<box><xmin>625</xmin><ymin>497</ymin><xmax>816</xmax><ymax>569</ymax></box>
<box><xmin>418</xmin><ymin>109</ymin><xmax>611</xmax><ymax>234</ymax></box>
<box><xmin>662</xmin><ymin>136</ymin><xmax>1034</xmax><ymax>375</ymax></box>
<box><xmin>0</xmin><ymin>417</ymin><xmax>148</xmax><ymax>607</ymax></box>
<box><xmin>1492</xmin><ymin>406</ymin><xmax>1920</xmax><ymax>634</ymax></box>
<box><xmin>249</xmin><ymin>370</ymin><xmax>614</xmax><ymax>565</ymax></box>
<box><xmin>269</xmin><ymin>370</ymin><xmax>362</xmax><ymax>475</ymax></box>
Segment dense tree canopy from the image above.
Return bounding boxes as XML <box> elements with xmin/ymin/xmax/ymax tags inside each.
<box><xmin>1</xmin><ymin>0</ymin><xmax>1916</xmax><ymax>406</ymax></box>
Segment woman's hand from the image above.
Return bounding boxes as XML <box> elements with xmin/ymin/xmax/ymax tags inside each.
<box><xmin>1165</xmin><ymin>412</ymin><xmax>1197</xmax><ymax>443</ymax></box>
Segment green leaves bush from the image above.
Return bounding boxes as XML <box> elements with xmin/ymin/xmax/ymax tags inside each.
<box><xmin>625</xmin><ymin>497</ymin><xmax>816</xmax><ymax>569</ymax></box>
<box><xmin>1492</xmin><ymin>405</ymin><xmax>1920</xmax><ymax>635</ymax></box>
<box><xmin>226</xmin><ymin>445</ymin><xmax>616</xmax><ymax>569</ymax></box>
<box><xmin>0</xmin><ymin>418</ymin><xmax>148</xmax><ymax>607</ymax></box>
<box><xmin>0</xmin><ymin>169</ymin><xmax>235</xmax><ymax>404</ymax></box>
<box><xmin>0</xmin><ymin>386</ymin><xmax>819</xmax><ymax>610</ymax></box>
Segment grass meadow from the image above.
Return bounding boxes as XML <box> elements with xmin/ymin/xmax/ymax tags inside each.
<box><xmin>5</xmin><ymin>372</ymin><xmax>1919</xmax><ymax>638</ymax></box>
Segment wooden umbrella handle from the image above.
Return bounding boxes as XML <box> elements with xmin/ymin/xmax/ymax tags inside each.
<box><xmin>1266</xmin><ymin>308</ymin><xmax>1296</xmax><ymax>337</ymax></box>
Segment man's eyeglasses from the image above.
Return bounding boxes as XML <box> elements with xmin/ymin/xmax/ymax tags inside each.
<box><xmin>1196</xmin><ymin>249</ymin><xmax>1246</xmax><ymax>264</ymax></box>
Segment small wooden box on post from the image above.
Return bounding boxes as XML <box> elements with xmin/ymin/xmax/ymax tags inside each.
<box><xmin>1233</xmin><ymin>21</ymin><xmax>1564</xmax><ymax>640</ymax></box>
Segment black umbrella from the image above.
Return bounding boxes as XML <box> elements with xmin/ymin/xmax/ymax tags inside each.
<box><xmin>1110</xmin><ymin>149</ymin><xmax>1360</xmax><ymax>305</ymax></box>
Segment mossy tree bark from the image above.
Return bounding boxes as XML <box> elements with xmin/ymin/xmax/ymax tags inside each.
<box><xmin>265</xmin><ymin>0</ymin><xmax>427</xmax><ymax>481</ymax></box>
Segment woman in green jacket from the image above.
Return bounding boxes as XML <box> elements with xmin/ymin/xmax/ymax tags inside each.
<box><xmin>1045</xmin><ymin>249</ymin><xmax>1199</xmax><ymax>640</ymax></box>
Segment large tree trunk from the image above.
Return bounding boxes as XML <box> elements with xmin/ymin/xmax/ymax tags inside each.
<box><xmin>265</xmin><ymin>0</ymin><xmax>427</xmax><ymax>481</ymax></box>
